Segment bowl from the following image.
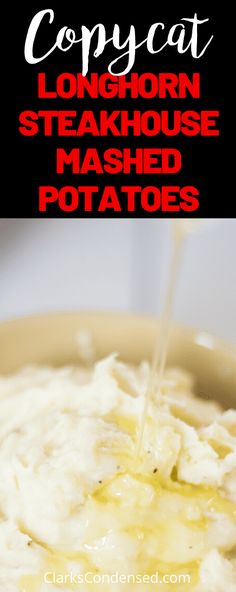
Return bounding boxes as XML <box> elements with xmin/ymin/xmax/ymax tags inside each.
<box><xmin>0</xmin><ymin>311</ymin><xmax>235</xmax><ymax>408</ymax></box>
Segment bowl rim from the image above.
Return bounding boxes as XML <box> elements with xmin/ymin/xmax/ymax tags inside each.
<box><xmin>0</xmin><ymin>309</ymin><xmax>235</xmax><ymax>358</ymax></box>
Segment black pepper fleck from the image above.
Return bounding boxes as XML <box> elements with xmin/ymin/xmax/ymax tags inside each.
<box><xmin>98</xmin><ymin>480</ymin><xmax>102</xmax><ymax>484</ymax></box>
<box><xmin>153</xmin><ymin>468</ymin><xmax>158</xmax><ymax>474</ymax></box>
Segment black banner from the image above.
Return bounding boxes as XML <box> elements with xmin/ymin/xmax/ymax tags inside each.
<box><xmin>7</xmin><ymin>5</ymin><xmax>232</xmax><ymax>217</ymax></box>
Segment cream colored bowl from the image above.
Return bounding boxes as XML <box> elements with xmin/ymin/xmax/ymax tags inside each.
<box><xmin>0</xmin><ymin>311</ymin><xmax>235</xmax><ymax>408</ymax></box>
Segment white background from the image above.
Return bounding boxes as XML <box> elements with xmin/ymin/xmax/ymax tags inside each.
<box><xmin>0</xmin><ymin>219</ymin><xmax>235</xmax><ymax>342</ymax></box>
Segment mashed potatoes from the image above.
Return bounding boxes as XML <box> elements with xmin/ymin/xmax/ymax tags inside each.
<box><xmin>0</xmin><ymin>354</ymin><xmax>236</xmax><ymax>592</ymax></box>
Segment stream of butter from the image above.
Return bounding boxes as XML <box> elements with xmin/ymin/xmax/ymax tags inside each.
<box><xmin>137</xmin><ymin>220</ymin><xmax>213</xmax><ymax>456</ymax></box>
<box><xmin>136</xmin><ymin>222</ymin><xmax>184</xmax><ymax>458</ymax></box>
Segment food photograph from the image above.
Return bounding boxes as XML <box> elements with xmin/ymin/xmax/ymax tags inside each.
<box><xmin>0</xmin><ymin>219</ymin><xmax>235</xmax><ymax>592</ymax></box>
<box><xmin>4</xmin><ymin>4</ymin><xmax>234</xmax><ymax>591</ymax></box>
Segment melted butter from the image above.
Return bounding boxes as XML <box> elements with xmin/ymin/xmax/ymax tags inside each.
<box><xmin>105</xmin><ymin>413</ymin><xmax>137</xmax><ymax>438</ymax></box>
<box><xmin>96</xmin><ymin>470</ymin><xmax>236</xmax><ymax>517</ymax></box>
<box><xmin>17</xmin><ymin>383</ymin><xmax>236</xmax><ymax>591</ymax></box>
<box><xmin>19</xmin><ymin>468</ymin><xmax>236</xmax><ymax>592</ymax></box>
